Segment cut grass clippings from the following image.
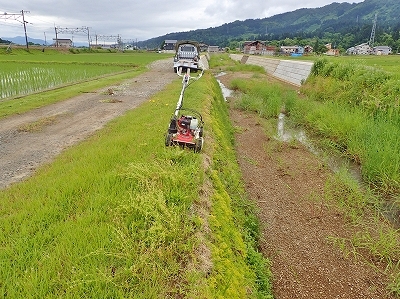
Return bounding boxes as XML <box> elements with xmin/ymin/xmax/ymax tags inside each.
<box><xmin>206</xmin><ymin>74</ymin><xmax>273</xmax><ymax>298</ymax></box>
<box><xmin>17</xmin><ymin>115</ymin><xmax>60</xmax><ymax>132</ymax></box>
<box><xmin>0</xmin><ymin>68</ymin><xmax>273</xmax><ymax>298</ymax></box>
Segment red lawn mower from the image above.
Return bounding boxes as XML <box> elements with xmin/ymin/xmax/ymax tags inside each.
<box><xmin>165</xmin><ymin>68</ymin><xmax>204</xmax><ymax>152</ymax></box>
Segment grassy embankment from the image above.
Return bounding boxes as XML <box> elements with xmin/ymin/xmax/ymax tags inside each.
<box><xmin>0</xmin><ymin>47</ymin><xmax>172</xmax><ymax>118</ymax></box>
<box><xmin>0</xmin><ymin>50</ymin><xmax>272</xmax><ymax>298</ymax></box>
<box><xmin>215</xmin><ymin>53</ymin><xmax>400</xmax><ymax>295</ymax></box>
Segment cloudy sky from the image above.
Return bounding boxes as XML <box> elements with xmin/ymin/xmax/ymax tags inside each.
<box><xmin>1</xmin><ymin>0</ymin><xmax>363</xmax><ymax>43</ymax></box>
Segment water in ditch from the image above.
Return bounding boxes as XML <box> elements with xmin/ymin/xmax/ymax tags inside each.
<box><xmin>277</xmin><ymin>112</ymin><xmax>400</xmax><ymax>228</ymax></box>
<box><xmin>215</xmin><ymin>72</ymin><xmax>232</xmax><ymax>101</ymax></box>
<box><xmin>215</xmin><ymin>73</ymin><xmax>400</xmax><ymax>227</ymax></box>
<box><xmin>277</xmin><ymin>112</ymin><xmax>363</xmax><ymax>184</ymax></box>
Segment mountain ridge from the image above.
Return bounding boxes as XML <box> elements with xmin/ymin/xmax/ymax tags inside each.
<box><xmin>139</xmin><ymin>0</ymin><xmax>400</xmax><ymax>49</ymax></box>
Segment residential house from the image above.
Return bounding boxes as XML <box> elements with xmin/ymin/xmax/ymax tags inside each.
<box><xmin>265</xmin><ymin>45</ymin><xmax>277</xmax><ymax>56</ymax></box>
<box><xmin>53</xmin><ymin>38</ymin><xmax>73</xmax><ymax>48</ymax></box>
<box><xmin>326</xmin><ymin>48</ymin><xmax>340</xmax><ymax>56</ymax></box>
<box><xmin>163</xmin><ymin>40</ymin><xmax>177</xmax><ymax>51</ymax></box>
<box><xmin>280</xmin><ymin>45</ymin><xmax>304</xmax><ymax>55</ymax></box>
<box><xmin>199</xmin><ymin>43</ymin><xmax>209</xmax><ymax>52</ymax></box>
<box><xmin>243</xmin><ymin>40</ymin><xmax>267</xmax><ymax>55</ymax></box>
<box><xmin>304</xmin><ymin>45</ymin><xmax>313</xmax><ymax>54</ymax></box>
<box><xmin>373</xmin><ymin>46</ymin><xmax>392</xmax><ymax>55</ymax></box>
<box><xmin>346</xmin><ymin>43</ymin><xmax>372</xmax><ymax>55</ymax></box>
<box><xmin>208</xmin><ymin>45</ymin><xmax>219</xmax><ymax>53</ymax></box>
<box><xmin>324</xmin><ymin>43</ymin><xmax>339</xmax><ymax>56</ymax></box>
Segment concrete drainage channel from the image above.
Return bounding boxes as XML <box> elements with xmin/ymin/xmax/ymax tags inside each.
<box><xmin>229</xmin><ymin>54</ymin><xmax>313</xmax><ymax>87</ymax></box>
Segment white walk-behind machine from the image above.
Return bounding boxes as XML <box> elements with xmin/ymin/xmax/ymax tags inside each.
<box><xmin>165</xmin><ymin>64</ymin><xmax>204</xmax><ymax>152</ymax></box>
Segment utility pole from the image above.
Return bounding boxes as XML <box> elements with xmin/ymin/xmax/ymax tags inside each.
<box><xmin>21</xmin><ymin>10</ymin><xmax>29</xmax><ymax>50</ymax></box>
<box><xmin>54</xmin><ymin>24</ymin><xmax>58</xmax><ymax>47</ymax></box>
<box><xmin>368</xmin><ymin>13</ymin><xmax>378</xmax><ymax>48</ymax></box>
<box><xmin>0</xmin><ymin>10</ymin><xmax>30</xmax><ymax>50</ymax></box>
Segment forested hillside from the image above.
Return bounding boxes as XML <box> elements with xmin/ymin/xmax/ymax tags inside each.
<box><xmin>140</xmin><ymin>0</ymin><xmax>400</xmax><ymax>52</ymax></box>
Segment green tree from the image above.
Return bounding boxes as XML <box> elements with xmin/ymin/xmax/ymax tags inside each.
<box><xmin>313</xmin><ymin>38</ymin><xmax>328</xmax><ymax>54</ymax></box>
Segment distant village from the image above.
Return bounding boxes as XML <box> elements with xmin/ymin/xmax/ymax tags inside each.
<box><xmin>49</xmin><ymin>37</ymin><xmax>393</xmax><ymax>57</ymax></box>
<box><xmin>162</xmin><ymin>39</ymin><xmax>393</xmax><ymax>56</ymax></box>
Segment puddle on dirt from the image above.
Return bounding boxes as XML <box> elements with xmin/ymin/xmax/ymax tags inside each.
<box><xmin>277</xmin><ymin>112</ymin><xmax>363</xmax><ymax>183</ymax></box>
<box><xmin>215</xmin><ymin>72</ymin><xmax>232</xmax><ymax>101</ymax></box>
<box><xmin>277</xmin><ymin>113</ymin><xmax>314</xmax><ymax>151</ymax></box>
<box><xmin>381</xmin><ymin>197</ymin><xmax>400</xmax><ymax>228</ymax></box>
<box><xmin>277</xmin><ymin>112</ymin><xmax>400</xmax><ymax>227</ymax></box>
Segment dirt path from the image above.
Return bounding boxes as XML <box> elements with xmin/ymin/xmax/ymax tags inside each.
<box><xmin>0</xmin><ymin>58</ymin><xmax>176</xmax><ymax>189</ymax></box>
<box><xmin>217</xmin><ymin>72</ymin><xmax>394</xmax><ymax>299</ymax></box>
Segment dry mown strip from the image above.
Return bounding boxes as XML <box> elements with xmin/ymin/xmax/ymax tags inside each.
<box><xmin>230</xmin><ymin>107</ymin><xmax>393</xmax><ymax>298</ymax></box>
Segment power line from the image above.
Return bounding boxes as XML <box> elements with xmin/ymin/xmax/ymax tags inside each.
<box><xmin>54</xmin><ymin>26</ymin><xmax>91</xmax><ymax>48</ymax></box>
<box><xmin>93</xmin><ymin>34</ymin><xmax>121</xmax><ymax>48</ymax></box>
<box><xmin>0</xmin><ymin>10</ymin><xmax>30</xmax><ymax>49</ymax></box>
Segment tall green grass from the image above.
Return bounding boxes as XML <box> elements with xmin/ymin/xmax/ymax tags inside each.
<box><xmin>230</xmin><ymin>56</ymin><xmax>400</xmax><ymax>193</ymax></box>
<box><xmin>0</xmin><ymin>67</ymin><xmax>272</xmax><ymax>297</ymax></box>
<box><xmin>300</xmin><ymin>58</ymin><xmax>400</xmax><ymax>192</ymax></box>
<box><xmin>231</xmin><ymin>77</ymin><xmax>295</xmax><ymax>118</ymax></box>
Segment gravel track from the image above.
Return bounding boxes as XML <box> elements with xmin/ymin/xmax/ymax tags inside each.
<box><xmin>0</xmin><ymin>58</ymin><xmax>176</xmax><ymax>189</ymax></box>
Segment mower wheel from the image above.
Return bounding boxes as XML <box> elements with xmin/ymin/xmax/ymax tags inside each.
<box><xmin>194</xmin><ymin>137</ymin><xmax>203</xmax><ymax>153</ymax></box>
<box><xmin>165</xmin><ymin>133</ymin><xmax>173</xmax><ymax>146</ymax></box>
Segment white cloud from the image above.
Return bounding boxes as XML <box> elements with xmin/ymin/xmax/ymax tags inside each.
<box><xmin>0</xmin><ymin>0</ymin><xmax>364</xmax><ymax>42</ymax></box>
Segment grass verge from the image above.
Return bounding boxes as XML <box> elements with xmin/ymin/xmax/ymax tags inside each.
<box><xmin>0</xmin><ymin>66</ymin><xmax>272</xmax><ymax>297</ymax></box>
<box><xmin>205</xmin><ymin>74</ymin><xmax>273</xmax><ymax>298</ymax></box>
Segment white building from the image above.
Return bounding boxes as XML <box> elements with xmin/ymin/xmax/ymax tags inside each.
<box><xmin>346</xmin><ymin>43</ymin><xmax>372</xmax><ymax>55</ymax></box>
<box><xmin>347</xmin><ymin>43</ymin><xmax>392</xmax><ymax>55</ymax></box>
<box><xmin>208</xmin><ymin>46</ymin><xmax>219</xmax><ymax>53</ymax></box>
<box><xmin>280</xmin><ymin>45</ymin><xmax>304</xmax><ymax>55</ymax></box>
<box><xmin>373</xmin><ymin>46</ymin><xmax>392</xmax><ymax>55</ymax></box>
<box><xmin>53</xmin><ymin>38</ymin><xmax>73</xmax><ymax>48</ymax></box>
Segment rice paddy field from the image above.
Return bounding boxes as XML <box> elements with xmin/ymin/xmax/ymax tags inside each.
<box><xmin>0</xmin><ymin>62</ymin><xmax>125</xmax><ymax>99</ymax></box>
<box><xmin>0</xmin><ymin>47</ymin><xmax>172</xmax><ymax>100</ymax></box>
<box><xmin>0</xmin><ymin>48</ymin><xmax>173</xmax><ymax>118</ymax></box>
